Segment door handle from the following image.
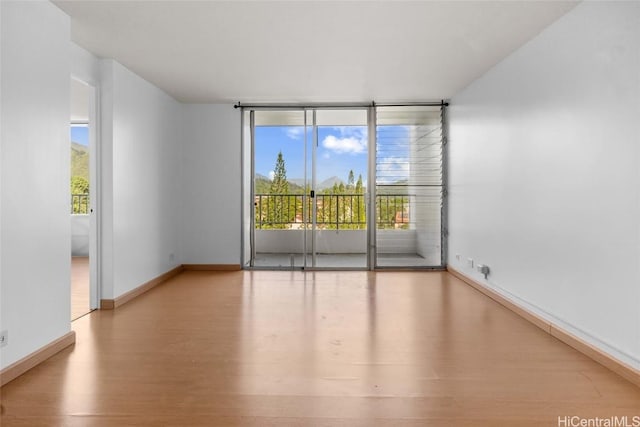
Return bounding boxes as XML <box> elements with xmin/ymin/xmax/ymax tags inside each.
<box><xmin>310</xmin><ymin>190</ymin><xmax>315</xmax><ymax>198</ymax></box>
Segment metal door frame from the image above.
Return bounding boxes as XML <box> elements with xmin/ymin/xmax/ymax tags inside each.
<box><xmin>239</xmin><ymin>101</ymin><xmax>448</xmax><ymax>271</ymax></box>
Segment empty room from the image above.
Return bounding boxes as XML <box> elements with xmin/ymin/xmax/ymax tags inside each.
<box><xmin>1</xmin><ymin>1</ymin><xmax>639</xmax><ymax>425</ymax></box>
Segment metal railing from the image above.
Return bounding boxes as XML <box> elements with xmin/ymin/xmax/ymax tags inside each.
<box><xmin>71</xmin><ymin>193</ymin><xmax>90</xmax><ymax>214</ymax></box>
<box><xmin>254</xmin><ymin>193</ymin><xmax>410</xmax><ymax>229</ymax></box>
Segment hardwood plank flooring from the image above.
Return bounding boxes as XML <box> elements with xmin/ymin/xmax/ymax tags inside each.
<box><xmin>2</xmin><ymin>271</ymin><xmax>639</xmax><ymax>426</ymax></box>
<box><xmin>71</xmin><ymin>256</ymin><xmax>91</xmax><ymax>321</ymax></box>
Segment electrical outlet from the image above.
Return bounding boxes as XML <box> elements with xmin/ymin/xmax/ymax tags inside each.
<box><xmin>467</xmin><ymin>258</ymin><xmax>474</xmax><ymax>268</ymax></box>
<box><xmin>0</xmin><ymin>330</ymin><xmax>8</xmax><ymax>348</ymax></box>
<box><xmin>456</xmin><ymin>254</ymin><xmax>461</xmax><ymax>261</ymax></box>
<box><xmin>169</xmin><ymin>253</ymin><xmax>175</xmax><ymax>262</ymax></box>
<box><xmin>477</xmin><ymin>264</ymin><xmax>490</xmax><ymax>279</ymax></box>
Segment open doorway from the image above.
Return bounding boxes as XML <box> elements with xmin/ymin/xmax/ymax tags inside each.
<box><xmin>70</xmin><ymin>78</ymin><xmax>98</xmax><ymax>320</ymax></box>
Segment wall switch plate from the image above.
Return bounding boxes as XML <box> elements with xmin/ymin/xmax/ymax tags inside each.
<box><xmin>0</xmin><ymin>330</ymin><xmax>8</xmax><ymax>347</ymax></box>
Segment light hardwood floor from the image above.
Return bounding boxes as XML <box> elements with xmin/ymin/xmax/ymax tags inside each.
<box><xmin>2</xmin><ymin>271</ymin><xmax>639</xmax><ymax>426</ymax></box>
<box><xmin>71</xmin><ymin>256</ymin><xmax>91</xmax><ymax>321</ymax></box>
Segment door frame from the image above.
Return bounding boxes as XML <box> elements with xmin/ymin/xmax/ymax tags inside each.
<box><xmin>243</xmin><ymin>106</ymin><xmax>372</xmax><ymax>270</ymax></box>
<box><xmin>239</xmin><ymin>101</ymin><xmax>448</xmax><ymax>271</ymax></box>
<box><xmin>71</xmin><ymin>76</ymin><xmax>101</xmax><ymax>311</ymax></box>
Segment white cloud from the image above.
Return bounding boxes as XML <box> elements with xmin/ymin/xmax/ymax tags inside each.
<box><xmin>376</xmin><ymin>157</ymin><xmax>409</xmax><ymax>184</ymax></box>
<box><xmin>320</xmin><ymin>126</ymin><xmax>368</xmax><ymax>155</ymax></box>
<box><xmin>268</xmin><ymin>170</ymin><xmax>275</xmax><ymax>180</ymax></box>
<box><xmin>333</xmin><ymin>126</ymin><xmax>366</xmax><ymax>139</ymax></box>
<box><xmin>322</xmin><ymin>135</ymin><xmax>366</xmax><ymax>154</ymax></box>
<box><xmin>285</xmin><ymin>127</ymin><xmax>303</xmax><ymax>140</ymax></box>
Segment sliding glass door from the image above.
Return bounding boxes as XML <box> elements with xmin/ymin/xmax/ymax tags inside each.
<box><xmin>311</xmin><ymin>110</ymin><xmax>368</xmax><ymax>268</ymax></box>
<box><xmin>249</xmin><ymin>108</ymin><xmax>369</xmax><ymax>269</ymax></box>
<box><xmin>251</xmin><ymin>110</ymin><xmax>307</xmax><ymax>268</ymax></box>
<box><xmin>243</xmin><ymin>103</ymin><xmax>445</xmax><ymax>270</ymax></box>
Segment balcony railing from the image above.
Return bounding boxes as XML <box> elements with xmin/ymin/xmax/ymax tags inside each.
<box><xmin>71</xmin><ymin>193</ymin><xmax>90</xmax><ymax>214</ymax></box>
<box><xmin>254</xmin><ymin>193</ymin><xmax>411</xmax><ymax>230</ymax></box>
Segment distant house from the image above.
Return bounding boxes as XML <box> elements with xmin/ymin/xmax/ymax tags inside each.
<box><xmin>394</xmin><ymin>210</ymin><xmax>409</xmax><ymax>229</ymax></box>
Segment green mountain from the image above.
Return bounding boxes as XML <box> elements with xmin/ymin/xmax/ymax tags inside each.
<box><xmin>255</xmin><ymin>176</ymin><xmax>272</xmax><ymax>194</ymax></box>
<box><xmin>254</xmin><ymin>173</ymin><xmax>305</xmax><ymax>194</ymax></box>
<box><xmin>71</xmin><ymin>142</ymin><xmax>89</xmax><ymax>181</ymax></box>
<box><xmin>289</xmin><ymin>176</ymin><xmax>345</xmax><ymax>191</ymax></box>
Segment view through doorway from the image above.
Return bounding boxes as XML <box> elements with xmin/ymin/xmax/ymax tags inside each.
<box><xmin>70</xmin><ymin>78</ymin><xmax>96</xmax><ymax>320</ymax></box>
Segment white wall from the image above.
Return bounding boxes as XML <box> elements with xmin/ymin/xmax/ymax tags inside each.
<box><xmin>0</xmin><ymin>1</ymin><xmax>71</xmax><ymax>369</ymax></box>
<box><xmin>448</xmin><ymin>2</ymin><xmax>640</xmax><ymax>369</ymax></box>
<box><xmin>100</xmin><ymin>60</ymin><xmax>183</xmax><ymax>298</ymax></box>
<box><xmin>71</xmin><ymin>42</ymin><xmax>100</xmax><ymax>87</ymax></box>
<box><xmin>255</xmin><ymin>230</ymin><xmax>367</xmax><ymax>254</ymax></box>
<box><xmin>71</xmin><ymin>215</ymin><xmax>90</xmax><ymax>256</ymax></box>
<box><xmin>181</xmin><ymin>105</ymin><xmax>241</xmax><ymax>265</ymax></box>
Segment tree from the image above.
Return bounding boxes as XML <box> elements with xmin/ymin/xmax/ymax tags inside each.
<box><xmin>71</xmin><ymin>176</ymin><xmax>89</xmax><ymax>195</ymax></box>
<box><xmin>71</xmin><ymin>176</ymin><xmax>89</xmax><ymax>214</ymax></box>
<box><xmin>347</xmin><ymin>170</ymin><xmax>355</xmax><ymax>192</ymax></box>
<box><xmin>265</xmin><ymin>152</ymin><xmax>292</xmax><ymax>229</ymax></box>
<box><xmin>355</xmin><ymin>174</ymin><xmax>363</xmax><ymax>194</ymax></box>
<box><xmin>355</xmin><ymin>174</ymin><xmax>366</xmax><ymax>228</ymax></box>
<box><xmin>269</xmin><ymin>152</ymin><xmax>289</xmax><ymax>195</ymax></box>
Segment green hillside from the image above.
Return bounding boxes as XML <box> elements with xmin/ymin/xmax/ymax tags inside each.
<box><xmin>255</xmin><ymin>174</ymin><xmax>305</xmax><ymax>194</ymax></box>
<box><xmin>71</xmin><ymin>142</ymin><xmax>89</xmax><ymax>197</ymax></box>
<box><xmin>71</xmin><ymin>142</ymin><xmax>89</xmax><ymax>181</ymax></box>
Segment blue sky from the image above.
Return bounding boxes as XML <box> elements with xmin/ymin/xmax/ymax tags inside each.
<box><xmin>255</xmin><ymin>125</ymin><xmax>411</xmax><ymax>185</ymax></box>
<box><xmin>255</xmin><ymin>125</ymin><xmax>369</xmax><ymax>184</ymax></box>
<box><xmin>70</xmin><ymin>125</ymin><xmax>89</xmax><ymax>146</ymax></box>
<box><xmin>70</xmin><ymin>121</ymin><xmax>411</xmax><ymax>185</ymax></box>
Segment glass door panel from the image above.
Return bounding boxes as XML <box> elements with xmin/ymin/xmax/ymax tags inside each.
<box><xmin>252</xmin><ymin>110</ymin><xmax>308</xmax><ymax>268</ymax></box>
<box><xmin>311</xmin><ymin>109</ymin><xmax>368</xmax><ymax>269</ymax></box>
<box><xmin>250</xmin><ymin>108</ymin><xmax>369</xmax><ymax>269</ymax></box>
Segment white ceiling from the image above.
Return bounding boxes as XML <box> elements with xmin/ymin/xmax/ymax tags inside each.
<box><xmin>55</xmin><ymin>1</ymin><xmax>577</xmax><ymax>104</ymax></box>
